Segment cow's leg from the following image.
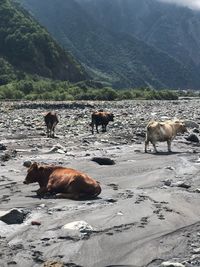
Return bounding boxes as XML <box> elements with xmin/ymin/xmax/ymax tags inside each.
<box><xmin>52</xmin><ymin>122</ymin><xmax>57</xmax><ymax>138</ymax></box>
<box><xmin>96</xmin><ymin>124</ymin><xmax>99</xmax><ymax>133</ymax></box>
<box><xmin>167</xmin><ymin>140</ymin><xmax>172</xmax><ymax>152</ymax></box>
<box><xmin>145</xmin><ymin>139</ymin><xmax>149</xmax><ymax>153</ymax></box>
<box><xmin>51</xmin><ymin>126</ymin><xmax>55</xmax><ymax>138</ymax></box>
<box><xmin>58</xmin><ymin>178</ymin><xmax>83</xmax><ymax>200</ymax></box>
<box><xmin>36</xmin><ymin>187</ymin><xmax>48</xmax><ymax>196</ymax></box>
<box><xmin>47</xmin><ymin>127</ymin><xmax>50</xmax><ymax>137</ymax></box>
<box><xmin>152</xmin><ymin>142</ymin><xmax>158</xmax><ymax>153</ymax></box>
<box><xmin>91</xmin><ymin>123</ymin><xmax>94</xmax><ymax>134</ymax></box>
<box><xmin>102</xmin><ymin>123</ymin><xmax>107</xmax><ymax>132</ymax></box>
<box><xmin>105</xmin><ymin>122</ymin><xmax>108</xmax><ymax>132</ymax></box>
<box><xmin>50</xmin><ymin>127</ymin><xmax>53</xmax><ymax>138</ymax></box>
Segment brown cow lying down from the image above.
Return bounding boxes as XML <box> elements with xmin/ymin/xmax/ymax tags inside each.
<box><xmin>145</xmin><ymin>120</ymin><xmax>187</xmax><ymax>153</ymax></box>
<box><xmin>91</xmin><ymin>111</ymin><xmax>114</xmax><ymax>134</ymax></box>
<box><xmin>23</xmin><ymin>162</ymin><xmax>101</xmax><ymax>200</ymax></box>
<box><xmin>44</xmin><ymin>111</ymin><xmax>59</xmax><ymax>138</ymax></box>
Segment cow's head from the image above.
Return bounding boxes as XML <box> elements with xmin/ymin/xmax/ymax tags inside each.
<box><xmin>108</xmin><ymin>113</ymin><xmax>114</xmax><ymax>122</ymax></box>
<box><xmin>176</xmin><ymin>121</ymin><xmax>188</xmax><ymax>134</ymax></box>
<box><xmin>23</xmin><ymin>162</ymin><xmax>40</xmax><ymax>184</ymax></box>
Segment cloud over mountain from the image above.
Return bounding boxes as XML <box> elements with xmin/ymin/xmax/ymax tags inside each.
<box><xmin>158</xmin><ymin>0</ymin><xmax>200</xmax><ymax>9</ymax></box>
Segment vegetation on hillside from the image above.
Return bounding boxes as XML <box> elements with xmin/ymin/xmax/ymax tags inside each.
<box><xmin>0</xmin><ymin>77</ymin><xmax>180</xmax><ymax>100</ymax></box>
<box><xmin>0</xmin><ymin>0</ymin><xmax>86</xmax><ymax>85</ymax></box>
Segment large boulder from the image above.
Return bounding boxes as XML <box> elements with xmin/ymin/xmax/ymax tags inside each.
<box><xmin>0</xmin><ymin>209</ymin><xmax>28</xmax><ymax>224</ymax></box>
<box><xmin>184</xmin><ymin>120</ymin><xmax>199</xmax><ymax>129</ymax></box>
<box><xmin>91</xmin><ymin>157</ymin><xmax>115</xmax><ymax>165</ymax></box>
<box><xmin>185</xmin><ymin>133</ymin><xmax>199</xmax><ymax>143</ymax></box>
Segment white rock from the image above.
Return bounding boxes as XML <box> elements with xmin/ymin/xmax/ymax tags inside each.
<box><xmin>38</xmin><ymin>204</ymin><xmax>46</xmax><ymax>208</ymax></box>
<box><xmin>160</xmin><ymin>261</ymin><xmax>185</xmax><ymax>267</ymax></box>
<box><xmin>171</xmin><ymin>181</ymin><xmax>190</xmax><ymax>189</ymax></box>
<box><xmin>161</xmin><ymin>116</ymin><xmax>169</xmax><ymax>121</ymax></box>
<box><xmin>193</xmin><ymin>247</ymin><xmax>200</xmax><ymax>254</ymax></box>
<box><xmin>62</xmin><ymin>220</ymin><xmax>93</xmax><ymax>233</ymax></box>
<box><xmin>47</xmin><ymin>144</ymin><xmax>66</xmax><ymax>154</ymax></box>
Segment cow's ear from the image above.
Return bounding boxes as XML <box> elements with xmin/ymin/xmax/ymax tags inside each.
<box><xmin>38</xmin><ymin>166</ymin><xmax>44</xmax><ymax>171</ymax></box>
<box><xmin>31</xmin><ymin>162</ymin><xmax>38</xmax><ymax>170</ymax></box>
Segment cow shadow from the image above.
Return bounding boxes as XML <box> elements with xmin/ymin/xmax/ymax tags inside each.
<box><xmin>146</xmin><ymin>151</ymin><xmax>182</xmax><ymax>156</ymax></box>
<box><xmin>26</xmin><ymin>192</ymin><xmax>102</xmax><ymax>201</ymax></box>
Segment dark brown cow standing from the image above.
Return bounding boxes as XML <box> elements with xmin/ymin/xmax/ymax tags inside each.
<box><xmin>91</xmin><ymin>111</ymin><xmax>114</xmax><ymax>134</ymax></box>
<box><xmin>44</xmin><ymin>112</ymin><xmax>59</xmax><ymax>138</ymax></box>
<box><xmin>23</xmin><ymin>162</ymin><xmax>101</xmax><ymax>200</ymax></box>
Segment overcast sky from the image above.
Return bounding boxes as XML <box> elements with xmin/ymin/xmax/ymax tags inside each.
<box><xmin>158</xmin><ymin>0</ymin><xmax>200</xmax><ymax>9</ymax></box>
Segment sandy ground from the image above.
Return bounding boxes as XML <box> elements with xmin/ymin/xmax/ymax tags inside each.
<box><xmin>1</xmin><ymin>100</ymin><xmax>200</xmax><ymax>267</ymax></box>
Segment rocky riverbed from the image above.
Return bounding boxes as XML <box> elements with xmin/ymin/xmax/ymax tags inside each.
<box><xmin>1</xmin><ymin>99</ymin><xmax>200</xmax><ymax>267</ymax></box>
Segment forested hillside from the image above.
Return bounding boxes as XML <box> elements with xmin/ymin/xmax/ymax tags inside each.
<box><xmin>82</xmin><ymin>0</ymin><xmax>200</xmax><ymax>67</ymax></box>
<box><xmin>20</xmin><ymin>0</ymin><xmax>200</xmax><ymax>89</ymax></box>
<box><xmin>0</xmin><ymin>0</ymin><xmax>86</xmax><ymax>86</ymax></box>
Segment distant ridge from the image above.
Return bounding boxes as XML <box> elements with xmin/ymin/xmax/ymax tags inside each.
<box><xmin>19</xmin><ymin>0</ymin><xmax>200</xmax><ymax>89</ymax></box>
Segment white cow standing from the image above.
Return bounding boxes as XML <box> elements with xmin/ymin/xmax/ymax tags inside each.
<box><xmin>145</xmin><ymin>120</ymin><xmax>188</xmax><ymax>153</ymax></box>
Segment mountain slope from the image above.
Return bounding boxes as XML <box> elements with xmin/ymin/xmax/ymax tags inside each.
<box><xmin>0</xmin><ymin>0</ymin><xmax>86</xmax><ymax>85</ymax></box>
<box><xmin>78</xmin><ymin>0</ymin><xmax>200</xmax><ymax>71</ymax></box>
<box><xmin>19</xmin><ymin>0</ymin><xmax>200</xmax><ymax>89</ymax></box>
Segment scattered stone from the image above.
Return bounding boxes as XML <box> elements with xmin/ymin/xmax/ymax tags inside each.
<box><xmin>62</xmin><ymin>221</ymin><xmax>93</xmax><ymax>235</ymax></box>
<box><xmin>47</xmin><ymin>144</ymin><xmax>66</xmax><ymax>154</ymax></box>
<box><xmin>0</xmin><ymin>143</ymin><xmax>6</xmax><ymax>150</ymax></box>
<box><xmin>134</xmin><ymin>149</ymin><xmax>141</xmax><ymax>152</ymax></box>
<box><xmin>184</xmin><ymin>120</ymin><xmax>199</xmax><ymax>129</ymax></box>
<box><xmin>105</xmin><ymin>198</ymin><xmax>117</xmax><ymax>203</ymax></box>
<box><xmin>160</xmin><ymin>261</ymin><xmax>185</xmax><ymax>267</ymax></box>
<box><xmin>193</xmin><ymin>128</ymin><xmax>199</xmax><ymax>133</ymax></box>
<box><xmin>171</xmin><ymin>181</ymin><xmax>191</xmax><ymax>189</ymax></box>
<box><xmin>165</xmin><ymin>166</ymin><xmax>175</xmax><ymax>171</ymax></box>
<box><xmin>31</xmin><ymin>221</ymin><xmax>41</xmax><ymax>226</ymax></box>
<box><xmin>0</xmin><ymin>209</ymin><xmax>28</xmax><ymax>224</ymax></box>
<box><xmin>43</xmin><ymin>261</ymin><xmax>64</xmax><ymax>267</ymax></box>
<box><xmin>23</xmin><ymin>160</ymin><xmax>32</xmax><ymax>168</ymax></box>
<box><xmin>185</xmin><ymin>133</ymin><xmax>199</xmax><ymax>143</ymax></box>
<box><xmin>164</xmin><ymin>179</ymin><xmax>172</xmax><ymax>186</ymax></box>
<box><xmin>91</xmin><ymin>157</ymin><xmax>115</xmax><ymax>165</ymax></box>
<box><xmin>0</xmin><ymin>151</ymin><xmax>16</xmax><ymax>161</ymax></box>
<box><xmin>135</xmin><ymin>131</ymin><xmax>145</xmax><ymax>137</ymax></box>
<box><xmin>38</xmin><ymin>204</ymin><xmax>46</xmax><ymax>208</ymax></box>
<box><xmin>193</xmin><ymin>248</ymin><xmax>200</xmax><ymax>254</ymax></box>
<box><xmin>7</xmin><ymin>261</ymin><xmax>17</xmax><ymax>265</ymax></box>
